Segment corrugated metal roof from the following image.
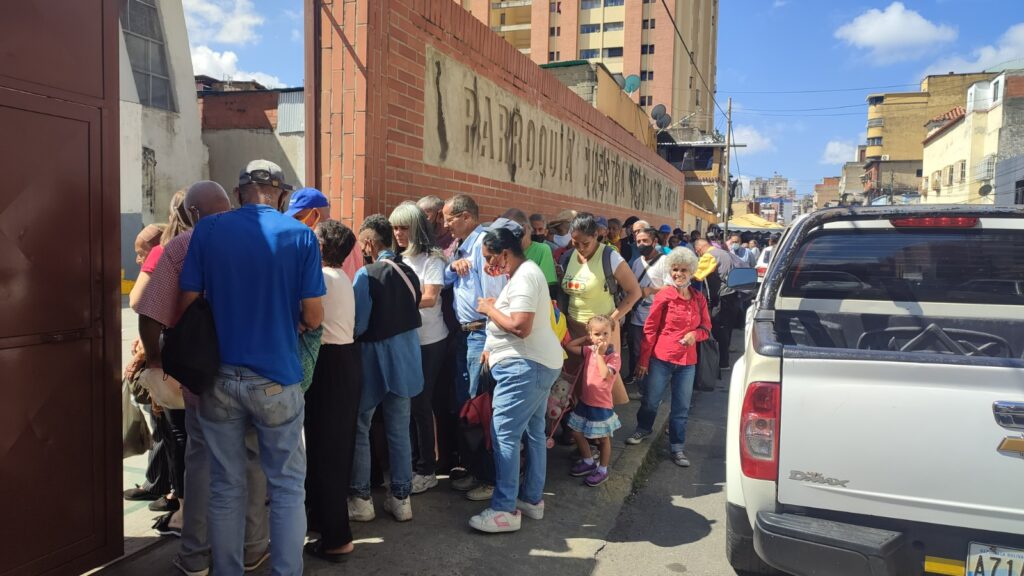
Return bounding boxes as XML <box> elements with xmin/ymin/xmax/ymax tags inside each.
<box><xmin>277</xmin><ymin>91</ymin><xmax>305</xmax><ymax>134</ymax></box>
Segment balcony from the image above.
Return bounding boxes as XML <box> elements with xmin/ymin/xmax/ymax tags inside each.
<box><xmin>492</xmin><ymin>0</ymin><xmax>532</xmax><ymax>7</ymax></box>
<box><xmin>493</xmin><ymin>23</ymin><xmax>532</xmax><ymax>32</ymax></box>
<box><xmin>866</xmin><ymin>118</ymin><xmax>884</xmax><ymax>128</ymax></box>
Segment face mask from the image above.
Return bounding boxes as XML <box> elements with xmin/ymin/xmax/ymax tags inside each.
<box><xmin>597</xmin><ymin>235</ymin><xmax>606</xmax><ymax>244</ymax></box>
<box><xmin>531</xmin><ymin>234</ymin><xmax>547</xmax><ymax>244</ymax></box>
<box><xmin>638</xmin><ymin>244</ymin><xmax>655</xmax><ymax>257</ymax></box>
<box><xmin>363</xmin><ymin>254</ymin><xmax>374</xmax><ymax>265</ymax></box>
<box><xmin>553</xmin><ymin>233</ymin><xmax>571</xmax><ymax>248</ymax></box>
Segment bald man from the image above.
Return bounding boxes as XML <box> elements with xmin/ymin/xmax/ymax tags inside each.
<box><xmin>134</xmin><ymin>181</ymin><xmax>271</xmax><ymax>574</ymax></box>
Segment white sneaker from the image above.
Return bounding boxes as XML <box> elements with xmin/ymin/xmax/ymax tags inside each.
<box><xmin>384</xmin><ymin>493</ymin><xmax>413</xmax><ymax>522</ymax></box>
<box><xmin>466</xmin><ymin>483</ymin><xmax>494</xmax><ymax>501</ymax></box>
<box><xmin>347</xmin><ymin>496</ymin><xmax>375</xmax><ymax>522</ymax></box>
<box><xmin>411</xmin><ymin>473</ymin><xmax>438</xmax><ymax>494</ymax></box>
<box><xmin>516</xmin><ymin>499</ymin><xmax>545</xmax><ymax>520</ymax></box>
<box><xmin>469</xmin><ymin>508</ymin><xmax>522</xmax><ymax>533</ymax></box>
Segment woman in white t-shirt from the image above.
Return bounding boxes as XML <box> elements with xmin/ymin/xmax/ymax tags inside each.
<box><xmin>389</xmin><ymin>202</ymin><xmax>450</xmax><ymax>495</ymax></box>
<box><xmin>469</xmin><ymin>219</ymin><xmax>563</xmax><ymax>534</ymax></box>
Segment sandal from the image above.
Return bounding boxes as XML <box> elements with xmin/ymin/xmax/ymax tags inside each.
<box><xmin>303</xmin><ymin>540</ymin><xmax>351</xmax><ymax>563</ymax></box>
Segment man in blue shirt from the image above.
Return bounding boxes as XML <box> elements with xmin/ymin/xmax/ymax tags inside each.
<box><xmin>442</xmin><ymin>194</ymin><xmax>506</xmax><ymax>496</ymax></box>
<box><xmin>180</xmin><ymin>159</ymin><xmax>325</xmax><ymax>576</ymax></box>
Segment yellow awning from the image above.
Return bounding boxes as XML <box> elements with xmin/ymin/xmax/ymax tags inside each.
<box><xmin>728</xmin><ymin>213</ymin><xmax>785</xmax><ymax>229</ymax></box>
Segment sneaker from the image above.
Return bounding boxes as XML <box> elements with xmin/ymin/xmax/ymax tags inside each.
<box><xmin>451</xmin><ymin>474</ymin><xmax>479</xmax><ymax>492</ymax></box>
<box><xmin>569</xmin><ymin>460</ymin><xmax>597</xmax><ymax>477</ymax></box>
<box><xmin>383</xmin><ymin>493</ymin><xmax>413</xmax><ymax>522</ymax></box>
<box><xmin>627</xmin><ymin>389</ymin><xmax>642</xmax><ymax>401</ymax></box>
<box><xmin>153</xmin><ymin>513</ymin><xmax>181</xmax><ymax>538</ymax></box>
<box><xmin>624</xmin><ymin>431</ymin><xmax>651</xmax><ymax>445</ymax></box>
<box><xmin>411</xmin><ymin>473</ymin><xmax>438</xmax><ymax>494</ymax></box>
<box><xmin>172</xmin><ymin>557</ymin><xmax>209</xmax><ymax>576</ymax></box>
<box><xmin>347</xmin><ymin>496</ymin><xmax>376</xmax><ymax>522</ymax></box>
<box><xmin>672</xmin><ymin>451</ymin><xmax>691</xmax><ymax>467</ymax></box>
<box><xmin>585</xmin><ymin>468</ymin><xmax>609</xmax><ymax>487</ymax></box>
<box><xmin>469</xmin><ymin>508</ymin><xmax>522</xmax><ymax>533</ymax></box>
<box><xmin>516</xmin><ymin>499</ymin><xmax>545</xmax><ymax>520</ymax></box>
<box><xmin>466</xmin><ymin>483</ymin><xmax>494</xmax><ymax>501</ymax></box>
<box><xmin>243</xmin><ymin>549</ymin><xmax>271</xmax><ymax>572</ymax></box>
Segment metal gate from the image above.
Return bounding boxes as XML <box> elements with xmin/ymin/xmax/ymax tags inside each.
<box><xmin>0</xmin><ymin>2</ymin><xmax>122</xmax><ymax>574</ymax></box>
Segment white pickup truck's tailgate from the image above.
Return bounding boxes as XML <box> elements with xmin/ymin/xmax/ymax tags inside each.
<box><xmin>777</xmin><ymin>356</ymin><xmax>1024</xmax><ymax>535</ymax></box>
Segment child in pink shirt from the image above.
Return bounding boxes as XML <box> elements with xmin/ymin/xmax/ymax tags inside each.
<box><xmin>563</xmin><ymin>315</ymin><xmax>622</xmax><ymax>487</ymax></box>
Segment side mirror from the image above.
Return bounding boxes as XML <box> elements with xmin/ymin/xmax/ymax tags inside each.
<box><xmin>727</xmin><ymin>267</ymin><xmax>759</xmax><ymax>292</ymax></box>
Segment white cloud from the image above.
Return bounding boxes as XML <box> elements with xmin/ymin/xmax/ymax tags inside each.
<box><xmin>732</xmin><ymin>125</ymin><xmax>775</xmax><ymax>155</ymax></box>
<box><xmin>291</xmin><ymin>28</ymin><xmax>303</xmax><ymax>43</ymax></box>
<box><xmin>191</xmin><ymin>45</ymin><xmax>284</xmax><ymax>88</ymax></box>
<box><xmin>820</xmin><ymin>140</ymin><xmax>857</xmax><ymax>165</ymax></box>
<box><xmin>834</xmin><ymin>2</ymin><xmax>956</xmax><ymax>64</ymax></box>
<box><xmin>772</xmin><ymin>0</ymin><xmax>788</xmax><ymax>8</ymax></box>
<box><xmin>925</xmin><ymin>22</ymin><xmax>1024</xmax><ymax>75</ymax></box>
<box><xmin>184</xmin><ymin>0</ymin><xmax>264</xmax><ymax>45</ymax></box>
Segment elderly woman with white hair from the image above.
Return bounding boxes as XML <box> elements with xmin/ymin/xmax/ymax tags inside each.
<box><xmin>626</xmin><ymin>247</ymin><xmax>711</xmax><ymax>468</ymax></box>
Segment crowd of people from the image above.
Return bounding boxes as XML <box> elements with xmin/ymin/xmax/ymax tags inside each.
<box><xmin>123</xmin><ymin>158</ymin><xmax>759</xmax><ymax>575</ymax></box>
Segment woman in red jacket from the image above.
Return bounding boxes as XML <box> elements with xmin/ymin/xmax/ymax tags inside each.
<box><xmin>625</xmin><ymin>247</ymin><xmax>711</xmax><ymax>467</ymax></box>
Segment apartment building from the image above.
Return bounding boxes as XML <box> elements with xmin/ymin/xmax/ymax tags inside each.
<box><xmin>463</xmin><ymin>0</ymin><xmax>718</xmax><ymax>133</ymax></box>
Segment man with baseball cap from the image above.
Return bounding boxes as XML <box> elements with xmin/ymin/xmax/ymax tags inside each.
<box><xmin>285</xmin><ymin>187</ymin><xmax>330</xmax><ymax>225</ymax></box>
<box><xmin>180</xmin><ymin>159</ymin><xmax>325</xmax><ymax>575</ymax></box>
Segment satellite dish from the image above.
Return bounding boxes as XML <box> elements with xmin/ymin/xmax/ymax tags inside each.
<box><xmin>656</xmin><ymin>113</ymin><xmax>672</xmax><ymax>129</ymax></box>
<box><xmin>979</xmin><ymin>184</ymin><xmax>993</xmax><ymax>196</ymax></box>
<box><xmin>651</xmin><ymin>104</ymin><xmax>667</xmax><ymax>120</ymax></box>
<box><xmin>624</xmin><ymin>75</ymin><xmax>641</xmax><ymax>94</ymax></box>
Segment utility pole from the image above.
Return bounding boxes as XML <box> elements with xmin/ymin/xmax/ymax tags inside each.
<box><xmin>722</xmin><ymin>97</ymin><xmax>732</xmax><ymax>239</ymax></box>
<box><xmin>888</xmin><ymin>171</ymin><xmax>895</xmax><ymax>206</ymax></box>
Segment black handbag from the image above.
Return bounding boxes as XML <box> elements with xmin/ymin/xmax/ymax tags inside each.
<box><xmin>694</xmin><ymin>285</ymin><xmax>719</xmax><ymax>392</ymax></box>
<box><xmin>162</xmin><ymin>297</ymin><xmax>220</xmax><ymax>396</ymax></box>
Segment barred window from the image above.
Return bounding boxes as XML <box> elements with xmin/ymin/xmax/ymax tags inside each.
<box><xmin>121</xmin><ymin>0</ymin><xmax>176</xmax><ymax>111</ymax></box>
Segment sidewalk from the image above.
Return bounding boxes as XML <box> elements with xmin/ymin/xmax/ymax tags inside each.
<box><xmin>98</xmin><ymin>390</ymin><xmax>672</xmax><ymax>576</ymax></box>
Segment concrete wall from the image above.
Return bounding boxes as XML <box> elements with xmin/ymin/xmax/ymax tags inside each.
<box><xmin>310</xmin><ymin>0</ymin><xmax>690</xmax><ymax>230</ymax></box>
<box><xmin>204</xmin><ymin>129</ymin><xmax>306</xmax><ymax>195</ymax></box>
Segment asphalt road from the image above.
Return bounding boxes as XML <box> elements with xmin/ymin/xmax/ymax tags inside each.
<box><xmin>592</xmin><ymin>379</ymin><xmax>743</xmax><ymax>576</ymax></box>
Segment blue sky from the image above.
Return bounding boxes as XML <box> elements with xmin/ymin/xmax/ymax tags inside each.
<box><xmin>185</xmin><ymin>1</ymin><xmax>1024</xmax><ymax>196</ymax></box>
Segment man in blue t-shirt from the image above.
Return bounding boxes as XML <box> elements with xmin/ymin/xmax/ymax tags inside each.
<box><xmin>180</xmin><ymin>159</ymin><xmax>325</xmax><ymax>576</ymax></box>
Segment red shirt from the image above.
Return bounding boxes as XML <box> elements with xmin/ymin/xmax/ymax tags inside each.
<box><xmin>141</xmin><ymin>244</ymin><xmax>164</xmax><ymax>274</ymax></box>
<box><xmin>580</xmin><ymin>346</ymin><xmax>621</xmax><ymax>409</ymax></box>
<box><xmin>638</xmin><ymin>287</ymin><xmax>711</xmax><ymax>368</ymax></box>
<box><xmin>135</xmin><ymin>231</ymin><xmax>192</xmax><ymax>328</ymax></box>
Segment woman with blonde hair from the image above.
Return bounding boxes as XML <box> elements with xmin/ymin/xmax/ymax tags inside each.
<box><xmin>389</xmin><ymin>201</ymin><xmax>449</xmax><ymax>494</ymax></box>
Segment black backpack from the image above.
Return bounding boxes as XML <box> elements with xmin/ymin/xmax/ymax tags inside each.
<box><xmin>557</xmin><ymin>245</ymin><xmax>621</xmax><ymax>315</ymax></box>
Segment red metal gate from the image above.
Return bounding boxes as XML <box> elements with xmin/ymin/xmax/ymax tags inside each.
<box><xmin>0</xmin><ymin>2</ymin><xmax>122</xmax><ymax>574</ymax></box>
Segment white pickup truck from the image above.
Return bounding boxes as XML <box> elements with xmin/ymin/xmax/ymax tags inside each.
<box><xmin>724</xmin><ymin>206</ymin><xmax>1024</xmax><ymax>576</ymax></box>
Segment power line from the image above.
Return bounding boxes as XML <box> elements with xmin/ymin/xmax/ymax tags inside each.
<box><xmin>739</xmin><ymin>103</ymin><xmax>867</xmax><ymax>112</ymax></box>
<box><xmin>658</xmin><ymin>0</ymin><xmax>726</xmax><ymax>119</ymax></box>
<box><xmin>720</xmin><ymin>83</ymin><xmax>920</xmax><ymax>95</ymax></box>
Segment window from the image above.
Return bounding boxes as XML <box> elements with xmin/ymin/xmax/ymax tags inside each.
<box><xmin>780</xmin><ymin>229</ymin><xmax>1024</xmax><ymax>306</ymax></box>
<box><xmin>915</xmin><ymin>168</ymin><xmax>923</xmax><ymax>177</ymax></box>
<box><xmin>867</xmin><ymin>137</ymin><xmax>882</xmax><ymax>146</ymax></box>
<box><xmin>604</xmin><ymin>21</ymin><xmax>624</xmax><ymax>32</ymax></box>
<box><xmin>643</xmin><ymin>0</ymin><xmax>655</xmax><ymax>3</ymax></box>
<box><xmin>640</xmin><ymin>70</ymin><xmax>654</xmax><ymax>81</ymax></box>
<box><xmin>550</xmin><ymin>1</ymin><xmax>561</xmax><ymax>12</ymax></box>
<box><xmin>121</xmin><ymin>0</ymin><xmax>175</xmax><ymax>111</ymax></box>
<box><xmin>639</xmin><ymin>95</ymin><xmax>652</xmax><ymax>106</ymax></box>
<box><xmin>641</xmin><ymin>44</ymin><xmax>655</xmax><ymax>54</ymax></box>
<box><xmin>689</xmin><ymin>76</ymin><xmax>694</xmax><ymax>89</ymax></box>
<box><xmin>642</xmin><ymin>19</ymin><xmax>656</xmax><ymax>29</ymax></box>
<box><xmin>580</xmin><ymin>23</ymin><xmax>600</xmax><ymax>34</ymax></box>
<box><xmin>580</xmin><ymin>49</ymin><xmax>600</xmax><ymax>59</ymax></box>
<box><xmin>958</xmin><ymin>160</ymin><xmax>967</xmax><ymax>183</ymax></box>
<box><xmin>548</xmin><ymin>51</ymin><xmax>561</xmax><ymax>62</ymax></box>
<box><xmin>993</xmin><ymin>80</ymin><xmax>1002</xmax><ymax>103</ymax></box>
<box><xmin>1015</xmin><ymin>179</ymin><xmax>1024</xmax><ymax>204</ymax></box>
<box><xmin>604</xmin><ymin>47</ymin><xmax>623</xmax><ymax>58</ymax></box>
<box><xmin>868</xmin><ymin>96</ymin><xmax>884</xmax><ymax>106</ymax></box>
<box><xmin>605</xmin><ymin>0</ymin><xmax>624</xmax><ymax>6</ymax></box>
<box><xmin>581</xmin><ymin>0</ymin><xmax>600</xmax><ymax>8</ymax></box>
<box><xmin>499</xmin><ymin>13</ymin><xmax>506</xmax><ymax>24</ymax></box>
<box><xmin>549</xmin><ymin>26</ymin><xmax>560</xmax><ymax>36</ymax></box>
<box><xmin>945</xmin><ymin>165</ymin><xmax>954</xmax><ymax>186</ymax></box>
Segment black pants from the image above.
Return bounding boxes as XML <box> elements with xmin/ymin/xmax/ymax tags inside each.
<box><xmin>431</xmin><ymin>334</ymin><xmax>459</xmax><ymax>473</ymax></box>
<box><xmin>712</xmin><ymin>294</ymin><xmax>740</xmax><ymax>369</ymax></box>
<box><xmin>304</xmin><ymin>343</ymin><xmax>362</xmax><ymax>548</ymax></box>
<box><xmin>412</xmin><ymin>339</ymin><xmax>447</xmax><ymax>476</ymax></box>
<box><xmin>164</xmin><ymin>408</ymin><xmax>188</xmax><ymax>498</ymax></box>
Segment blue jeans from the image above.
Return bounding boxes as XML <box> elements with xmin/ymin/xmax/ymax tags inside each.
<box><xmin>489</xmin><ymin>358</ymin><xmax>561</xmax><ymax>512</ymax></box>
<box><xmin>636</xmin><ymin>358</ymin><xmax>695</xmax><ymax>454</ymax></box>
<box><xmin>454</xmin><ymin>329</ymin><xmax>487</xmax><ymax>408</ymax></box>
<box><xmin>351</xmin><ymin>392</ymin><xmax>413</xmax><ymax>499</ymax></box>
<box><xmin>199</xmin><ymin>365</ymin><xmax>306</xmax><ymax>576</ymax></box>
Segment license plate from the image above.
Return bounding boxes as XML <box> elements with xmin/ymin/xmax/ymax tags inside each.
<box><xmin>966</xmin><ymin>543</ymin><xmax>1024</xmax><ymax>576</ymax></box>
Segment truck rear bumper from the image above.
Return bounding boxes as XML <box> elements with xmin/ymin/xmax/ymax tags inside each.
<box><xmin>754</xmin><ymin>512</ymin><xmax>911</xmax><ymax>576</ymax></box>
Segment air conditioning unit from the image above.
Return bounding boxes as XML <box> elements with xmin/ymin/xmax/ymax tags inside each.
<box><xmin>880</xmin><ymin>154</ymin><xmax>890</xmax><ymax>161</ymax></box>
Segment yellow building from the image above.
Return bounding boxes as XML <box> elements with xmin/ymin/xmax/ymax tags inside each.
<box><xmin>921</xmin><ymin>74</ymin><xmax>1009</xmax><ymax>205</ymax></box>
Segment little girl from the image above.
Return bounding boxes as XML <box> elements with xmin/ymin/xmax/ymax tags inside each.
<box><xmin>564</xmin><ymin>315</ymin><xmax>622</xmax><ymax>487</ymax></box>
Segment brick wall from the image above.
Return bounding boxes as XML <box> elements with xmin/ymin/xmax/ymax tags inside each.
<box><xmin>309</xmin><ymin>0</ymin><xmax>687</xmax><ymax>229</ymax></box>
<box><xmin>198</xmin><ymin>91</ymin><xmax>279</xmax><ymax>130</ymax></box>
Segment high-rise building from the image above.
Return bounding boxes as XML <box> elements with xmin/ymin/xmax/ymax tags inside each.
<box><xmin>464</xmin><ymin>0</ymin><xmax>718</xmax><ymax>133</ymax></box>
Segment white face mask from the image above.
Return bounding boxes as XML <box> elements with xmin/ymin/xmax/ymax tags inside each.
<box><xmin>553</xmin><ymin>233</ymin><xmax>571</xmax><ymax>248</ymax></box>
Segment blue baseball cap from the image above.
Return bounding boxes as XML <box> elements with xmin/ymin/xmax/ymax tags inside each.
<box><xmin>285</xmin><ymin>187</ymin><xmax>329</xmax><ymax>217</ymax></box>
<box><xmin>658</xmin><ymin>224</ymin><xmax>672</xmax><ymax>234</ymax></box>
<box><xmin>595</xmin><ymin>216</ymin><xmax>609</xmax><ymax>229</ymax></box>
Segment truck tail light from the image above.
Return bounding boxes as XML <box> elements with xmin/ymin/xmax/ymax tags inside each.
<box><xmin>889</xmin><ymin>216</ymin><xmax>978</xmax><ymax>228</ymax></box>
<box><xmin>756</xmin><ymin>265</ymin><xmax>768</xmax><ymax>279</ymax></box>
<box><xmin>740</xmin><ymin>381</ymin><xmax>781</xmax><ymax>481</ymax></box>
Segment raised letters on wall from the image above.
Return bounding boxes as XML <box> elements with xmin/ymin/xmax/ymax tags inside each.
<box><xmin>422</xmin><ymin>46</ymin><xmax>679</xmax><ymax>218</ymax></box>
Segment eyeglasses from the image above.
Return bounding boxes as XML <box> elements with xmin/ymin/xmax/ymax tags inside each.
<box><xmin>443</xmin><ymin>211</ymin><xmax>466</xmax><ymax>225</ymax></box>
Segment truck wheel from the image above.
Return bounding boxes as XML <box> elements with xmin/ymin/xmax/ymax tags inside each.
<box><xmin>726</xmin><ymin>513</ymin><xmax>779</xmax><ymax>575</ymax></box>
